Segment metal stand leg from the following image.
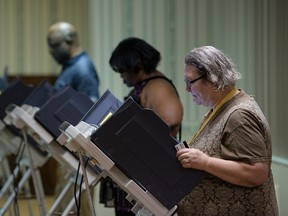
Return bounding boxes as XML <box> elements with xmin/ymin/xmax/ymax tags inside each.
<box><xmin>22</xmin><ymin>131</ymin><xmax>47</xmax><ymax>216</ymax></box>
<box><xmin>46</xmin><ymin>177</ymin><xmax>74</xmax><ymax>216</ymax></box>
<box><xmin>0</xmin><ymin>157</ymin><xmax>14</xmax><ymax>216</ymax></box>
<box><xmin>61</xmin><ymin>189</ymin><xmax>80</xmax><ymax>216</ymax></box>
<box><xmin>47</xmin><ymin>153</ymin><xmax>98</xmax><ymax>216</ymax></box>
<box><xmin>0</xmin><ymin>157</ymin><xmax>11</xmax><ymax>183</ymax></box>
<box><xmin>0</xmin><ymin>129</ymin><xmax>49</xmax><ymax>216</ymax></box>
<box><xmin>0</xmin><ymin>165</ymin><xmax>20</xmax><ymax>197</ymax></box>
<box><xmin>78</xmin><ymin>151</ymin><xmax>96</xmax><ymax>216</ymax></box>
<box><xmin>0</xmin><ymin>168</ymin><xmax>32</xmax><ymax>215</ymax></box>
<box><xmin>21</xmin><ymin>172</ymin><xmax>34</xmax><ymax>216</ymax></box>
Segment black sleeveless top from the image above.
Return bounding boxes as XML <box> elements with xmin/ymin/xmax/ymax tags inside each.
<box><xmin>124</xmin><ymin>76</ymin><xmax>179</xmax><ymax>104</ymax></box>
<box><xmin>124</xmin><ymin>75</ymin><xmax>181</xmax><ymax>140</ymax></box>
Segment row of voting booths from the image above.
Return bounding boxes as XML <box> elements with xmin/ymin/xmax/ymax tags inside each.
<box><xmin>0</xmin><ymin>79</ymin><xmax>204</xmax><ymax>216</ymax></box>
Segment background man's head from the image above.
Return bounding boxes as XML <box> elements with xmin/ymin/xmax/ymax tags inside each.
<box><xmin>47</xmin><ymin>22</ymin><xmax>81</xmax><ymax>64</ymax></box>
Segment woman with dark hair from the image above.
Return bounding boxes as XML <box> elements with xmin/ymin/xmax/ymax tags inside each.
<box><xmin>102</xmin><ymin>37</ymin><xmax>183</xmax><ymax>215</ymax></box>
<box><xmin>109</xmin><ymin>37</ymin><xmax>183</xmax><ymax>137</ymax></box>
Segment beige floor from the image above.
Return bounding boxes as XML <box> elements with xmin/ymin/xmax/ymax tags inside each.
<box><xmin>0</xmin><ymin>180</ymin><xmax>117</xmax><ymax>216</ymax></box>
<box><xmin>0</xmin><ymin>196</ymin><xmax>55</xmax><ymax>216</ymax></box>
<box><xmin>0</xmin><ymin>186</ymin><xmax>116</xmax><ymax>216</ymax></box>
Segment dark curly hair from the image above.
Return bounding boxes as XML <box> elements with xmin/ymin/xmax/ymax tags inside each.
<box><xmin>109</xmin><ymin>37</ymin><xmax>161</xmax><ymax>74</ymax></box>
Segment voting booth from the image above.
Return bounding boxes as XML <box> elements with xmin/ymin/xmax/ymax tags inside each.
<box><xmin>58</xmin><ymin>90</ymin><xmax>204</xmax><ymax>216</ymax></box>
<box><xmin>2</xmin><ymin>81</ymin><xmax>99</xmax><ymax>216</ymax></box>
<box><xmin>1</xmin><ymin>81</ymin><xmax>204</xmax><ymax>216</ymax></box>
<box><xmin>0</xmin><ymin>80</ymin><xmax>50</xmax><ymax>215</ymax></box>
<box><xmin>90</xmin><ymin>98</ymin><xmax>204</xmax><ymax>210</ymax></box>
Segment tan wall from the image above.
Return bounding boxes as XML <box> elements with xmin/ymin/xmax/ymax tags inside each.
<box><xmin>0</xmin><ymin>0</ymin><xmax>90</xmax><ymax>75</ymax></box>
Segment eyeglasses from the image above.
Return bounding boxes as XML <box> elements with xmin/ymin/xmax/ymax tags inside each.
<box><xmin>184</xmin><ymin>75</ymin><xmax>205</xmax><ymax>88</ymax></box>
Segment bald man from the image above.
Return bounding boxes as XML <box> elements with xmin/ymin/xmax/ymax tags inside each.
<box><xmin>47</xmin><ymin>22</ymin><xmax>100</xmax><ymax>102</ymax></box>
<box><xmin>47</xmin><ymin>22</ymin><xmax>99</xmax><ymax>215</ymax></box>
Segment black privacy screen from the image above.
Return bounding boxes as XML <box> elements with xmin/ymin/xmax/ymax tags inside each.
<box><xmin>91</xmin><ymin>98</ymin><xmax>204</xmax><ymax>209</ymax></box>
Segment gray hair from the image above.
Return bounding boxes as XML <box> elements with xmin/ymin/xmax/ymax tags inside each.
<box><xmin>184</xmin><ymin>46</ymin><xmax>241</xmax><ymax>90</ymax></box>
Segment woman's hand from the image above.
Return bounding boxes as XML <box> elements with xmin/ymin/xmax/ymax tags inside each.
<box><xmin>176</xmin><ymin>148</ymin><xmax>210</xmax><ymax>170</ymax></box>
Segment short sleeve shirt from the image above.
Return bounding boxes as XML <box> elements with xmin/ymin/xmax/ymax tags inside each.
<box><xmin>221</xmin><ymin>109</ymin><xmax>269</xmax><ymax>164</ymax></box>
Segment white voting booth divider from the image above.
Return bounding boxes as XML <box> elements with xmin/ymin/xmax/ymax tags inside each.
<box><xmin>0</xmin><ymin>119</ymin><xmax>28</xmax><ymax>216</ymax></box>
<box><xmin>0</xmin><ymin>80</ymin><xmax>99</xmax><ymax>216</ymax></box>
<box><xmin>4</xmin><ymin>103</ymin><xmax>100</xmax><ymax>216</ymax></box>
<box><xmin>1</xmin><ymin>80</ymin><xmax>203</xmax><ymax>216</ymax></box>
<box><xmin>3</xmin><ymin>109</ymin><xmax>49</xmax><ymax>216</ymax></box>
<box><xmin>0</xmin><ymin>79</ymin><xmax>40</xmax><ymax>216</ymax></box>
<box><xmin>0</xmin><ymin>119</ymin><xmax>22</xmax><ymax>185</ymax></box>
